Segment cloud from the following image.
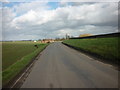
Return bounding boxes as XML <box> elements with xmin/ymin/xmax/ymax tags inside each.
<box><xmin>0</xmin><ymin>0</ymin><xmax>9</xmax><ymax>3</ymax></box>
<box><xmin>12</xmin><ymin>2</ymin><xmax>49</xmax><ymax>16</ymax></box>
<box><xmin>0</xmin><ymin>3</ymin><xmax>2</xmax><ymax>41</ymax></box>
<box><xmin>2</xmin><ymin>2</ymin><xmax>118</xmax><ymax>40</ymax></box>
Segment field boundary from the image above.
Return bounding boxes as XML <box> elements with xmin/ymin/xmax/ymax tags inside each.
<box><xmin>70</xmin><ymin>32</ymin><xmax>120</xmax><ymax>39</ymax></box>
<box><xmin>2</xmin><ymin>44</ymin><xmax>49</xmax><ymax>88</ymax></box>
<box><xmin>62</xmin><ymin>42</ymin><xmax>118</xmax><ymax>69</ymax></box>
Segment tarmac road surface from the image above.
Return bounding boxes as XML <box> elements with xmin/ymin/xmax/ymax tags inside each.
<box><xmin>21</xmin><ymin>42</ymin><xmax>118</xmax><ymax>88</ymax></box>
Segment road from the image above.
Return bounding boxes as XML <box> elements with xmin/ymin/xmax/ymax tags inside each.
<box><xmin>21</xmin><ymin>42</ymin><xmax>118</xmax><ymax>88</ymax></box>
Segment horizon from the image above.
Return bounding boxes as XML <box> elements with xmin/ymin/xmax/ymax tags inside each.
<box><xmin>1</xmin><ymin>32</ymin><xmax>119</xmax><ymax>41</ymax></box>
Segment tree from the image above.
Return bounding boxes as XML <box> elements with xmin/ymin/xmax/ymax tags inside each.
<box><xmin>66</xmin><ymin>34</ymin><xmax>70</xmax><ymax>39</ymax></box>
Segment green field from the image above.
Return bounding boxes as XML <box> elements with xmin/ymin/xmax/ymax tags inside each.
<box><xmin>63</xmin><ymin>37</ymin><xmax>119</xmax><ymax>62</ymax></box>
<box><xmin>2</xmin><ymin>41</ymin><xmax>48</xmax><ymax>85</ymax></box>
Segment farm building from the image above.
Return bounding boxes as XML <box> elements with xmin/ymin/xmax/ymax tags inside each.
<box><xmin>40</xmin><ymin>39</ymin><xmax>54</xmax><ymax>43</ymax></box>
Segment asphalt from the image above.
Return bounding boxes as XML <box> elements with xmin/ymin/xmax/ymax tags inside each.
<box><xmin>21</xmin><ymin>42</ymin><xmax>118</xmax><ymax>88</ymax></box>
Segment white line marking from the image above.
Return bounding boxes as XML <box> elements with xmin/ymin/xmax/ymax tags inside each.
<box><xmin>11</xmin><ymin>60</ymin><xmax>36</xmax><ymax>88</ymax></box>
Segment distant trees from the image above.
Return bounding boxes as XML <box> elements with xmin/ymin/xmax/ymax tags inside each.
<box><xmin>79</xmin><ymin>34</ymin><xmax>92</xmax><ymax>37</ymax></box>
<box><xmin>66</xmin><ymin>34</ymin><xmax>70</xmax><ymax>39</ymax></box>
<box><xmin>55</xmin><ymin>37</ymin><xmax>66</xmax><ymax>41</ymax></box>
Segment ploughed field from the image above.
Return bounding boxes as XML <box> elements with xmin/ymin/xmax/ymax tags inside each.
<box><xmin>2</xmin><ymin>41</ymin><xmax>48</xmax><ymax>86</ymax></box>
<box><xmin>63</xmin><ymin>37</ymin><xmax>119</xmax><ymax>63</ymax></box>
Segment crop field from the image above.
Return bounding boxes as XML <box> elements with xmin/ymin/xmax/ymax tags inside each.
<box><xmin>2</xmin><ymin>41</ymin><xmax>48</xmax><ymax>85</ymax></box>
<box><xmin>63</xmin><ymin>37</ymin><xmax>119</xmax><ymax>62</ymax></box>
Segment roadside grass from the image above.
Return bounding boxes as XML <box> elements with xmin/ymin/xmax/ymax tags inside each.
<box><xmin>2</xmin><ymin>41</ymin><xmax>44</xmax><ymax>70</ymax></box>
<box><xmin>63</xmin><ymin>37</ymin><xmax>119</xmax><ymax>62</ymax></box>
<box><xmin>2</xmin><ymin>41</ymin><xmax>48</xmax><ymax>86</ymax></box>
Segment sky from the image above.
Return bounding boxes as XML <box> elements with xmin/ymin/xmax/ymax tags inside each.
<box><xmin>0</xmin><ymin>0</ymin><xmax>119</xmax><ymax>41</ymax></box>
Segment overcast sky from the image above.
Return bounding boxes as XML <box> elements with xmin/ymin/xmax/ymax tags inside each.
<box><xmin>0</xmin><ymin>0</ymin><xmax>118</xmax><ymax>40</ymax></box>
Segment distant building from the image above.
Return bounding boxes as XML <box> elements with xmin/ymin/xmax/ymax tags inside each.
<box><xmin>40</xmin><ymin>39</ymin><xmax>54</xmax><ymax>43</ymax></box>
<box><xmin>79</xmin><ymin>34</ymin><xmax>92</xmax><ymax>37</ymax></box>
<box><xmin>34</xmin><ymin>40</ymin><xmax>37</xmax><ymax>42</ymax></box>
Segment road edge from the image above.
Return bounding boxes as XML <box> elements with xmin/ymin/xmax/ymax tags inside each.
<box><xmin>62</xmin><ymin>42</ymin><xmax>119</xmax><ymax>70</ymax></box>
<box><xmin>2</xmin><ymin>44</ymin><xmax>49</xmax><ymax>88</ymax></box>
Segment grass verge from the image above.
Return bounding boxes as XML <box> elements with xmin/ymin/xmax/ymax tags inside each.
<box><xmin>2</xmin><ymin>43</ymin><xmax>48</xmax><ymax>86</ymax></box>
<box><xmin>2</xmin><ymin>42</ymin><xmax>44</xmax><ymax>70</ymax></box>
<box><xmin>63</xmin><ymin>37</ymin><xmax>119</xmax><ymax>64</ymax></box>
